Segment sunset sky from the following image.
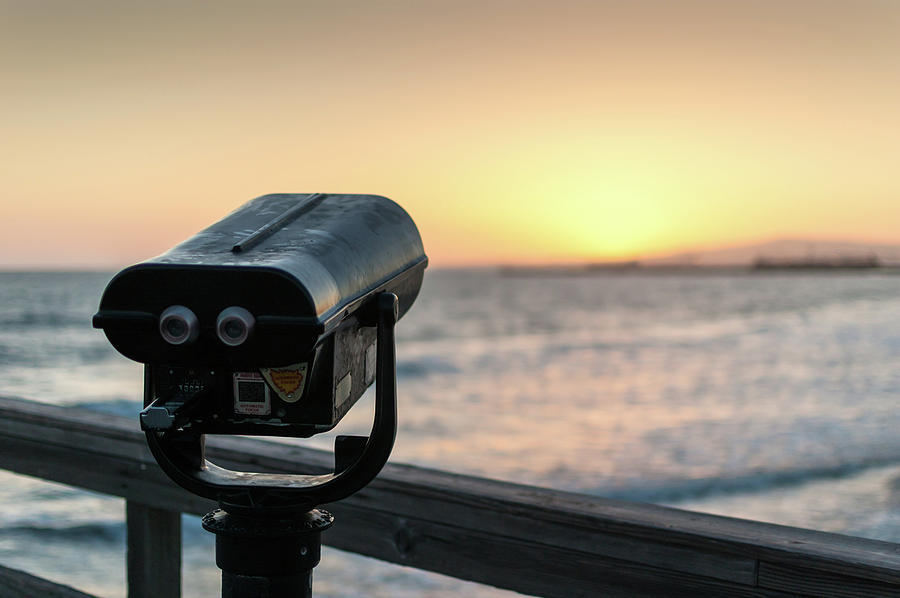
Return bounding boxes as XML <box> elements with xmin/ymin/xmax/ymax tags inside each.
<box><xmin>2</xmin><ymin>1</ymin><xmax>899</xmax><ymax>268</ymax></box>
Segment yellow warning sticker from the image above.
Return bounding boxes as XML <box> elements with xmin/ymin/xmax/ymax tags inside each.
<box><xmin>260</xmin><ymin>362</ymin><xmax>308</xmax><ymax>404</ymax></box>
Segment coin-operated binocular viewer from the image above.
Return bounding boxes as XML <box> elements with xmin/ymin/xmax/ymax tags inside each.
<box><xmin>94</xmin><ymin>193</ymin><xmax>426</xmax><ymax>597</ymax></box>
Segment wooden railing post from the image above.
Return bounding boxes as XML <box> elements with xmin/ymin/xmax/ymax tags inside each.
<box><xmin>126</xmin><ymin>500</ymin><xmax>181</xmax><ymax>598</ymax></box>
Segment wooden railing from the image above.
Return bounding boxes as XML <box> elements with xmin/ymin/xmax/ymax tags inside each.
<box><xmin>1</xmin><ymin>395</ymin><xmax>899</xmax><ymax>597</ymax></box>
<box><xmin>0</xmin><ymin>563</ymin><xmax>98</xmax><ymax>598</ymax></box>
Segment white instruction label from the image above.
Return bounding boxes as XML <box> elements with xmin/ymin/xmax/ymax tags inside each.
<box><xmin>233</xmin><ymin>372</ymin><xmax>271</xmax><ymax>415</ymax></box>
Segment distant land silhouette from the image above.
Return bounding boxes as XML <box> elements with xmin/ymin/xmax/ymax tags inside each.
<box><xmin>643</xmin><ymin>239</ymin><xmax>900</xmax><ymax>268</ymax></box>
<box><xmin>499</xmin><ymin>239</ymin><xmax>900</xmax><ymax>275</ymax></box>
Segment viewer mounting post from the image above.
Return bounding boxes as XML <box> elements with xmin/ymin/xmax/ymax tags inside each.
<box><xmin>93</xmin><ymin>193</ymin><xmax>427</xmax><ymax>597</ymax></box>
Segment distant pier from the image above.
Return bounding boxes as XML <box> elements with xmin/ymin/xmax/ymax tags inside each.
<box><xmin>753</xmin><ymin>254</ymin><xmax>882</xmax><ymax>270</ymax></box>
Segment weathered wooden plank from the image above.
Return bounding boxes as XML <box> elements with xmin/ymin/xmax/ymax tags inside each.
<box><xmin>0</xmin><ymin>396</ymin><xmax>899</xmax><ymax>598</ymax></box>
<box><xmin>345</xmin><ymin>464</ymin><xmax>900</xmax><ymax>585</ymax></box>
<box><xmin>0</xmin><ymin>563</ymin><xmax>100</xmax><ymax>598</ymax></box>
<box><xmin>205</xmin><ymin>436</ymin><xmax>900</xmax><ymax>590</ymax></box>
<box><xmin>758</xmin><ymin>560</ymin><xmax>900</xmax><ymax>598</ymax></box>
<box><xmin>0</xmin><ymin>427</ymin><xmax>215</xmax><ymax>516</ymax></box>
<box><xmin>317</xmin><ymin>467</ymin><xmax>757</xmax><ymax>586</ymax></box>
<box><xmin>328</xmin><ymin>501</ymin><xmax>803</xmax><ymax>598</ymax></box>
<box><xmin>126</xmin><ymin>501</ymin><xmax>181</xmax><ymax>598</ymax></box>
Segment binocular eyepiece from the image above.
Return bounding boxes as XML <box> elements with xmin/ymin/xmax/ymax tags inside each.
<box><xmin>159</xmin><ymin>305</ymin><xmax>199</xmax><ymax>345</ymax></box>
<box><xmin>158</xmin><ymin>305</ymin><xmax>256</xmax><ymax>347</ymax></box>
<box><xmin>216</xmin><ymin>306</ymin><xmax>255</xmax><ymax>346</ymax></box>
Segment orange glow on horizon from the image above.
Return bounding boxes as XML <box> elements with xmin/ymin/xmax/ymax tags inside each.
<box><xmin>2</xmin><ymin>1</ymin><xmax>899</xmax><ymax>268</ymax></box>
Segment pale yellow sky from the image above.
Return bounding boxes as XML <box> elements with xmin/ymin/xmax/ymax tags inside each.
<box><xmin>2</xmin><ymin>1</ymin><xmax>899</xmax><ymax>268</ymax></box>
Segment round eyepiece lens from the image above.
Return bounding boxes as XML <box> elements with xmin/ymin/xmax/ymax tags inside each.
<box><xmin>165</xmin><ymin>318</ymin><xmax>187</xmax><ymax>339</ymax></box>
<box><xmin>158</xmin><ymin>305</ymin><xmax>200</xmax><ymax>346</ymax></box>
<box><xmin>216</xmin><ymin>306</ymin><xmax>255</xmax><ymax>346</ymax></box>
<box><xmin>224</xmin><ymin>320</ymin><xmax>244</xmax><ymax>340</ymax></box>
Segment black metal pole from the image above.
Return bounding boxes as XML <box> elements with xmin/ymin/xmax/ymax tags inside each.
<box><xmin>202</xmin><ymin>507</ymin><xmax>334</xmax><ymax>598</ymax></box>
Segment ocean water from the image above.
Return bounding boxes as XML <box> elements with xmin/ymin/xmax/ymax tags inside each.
<box><xmin>1</xmin><ymin>269</ymin><xmax>900</xmax><ymax>596</ymax></box>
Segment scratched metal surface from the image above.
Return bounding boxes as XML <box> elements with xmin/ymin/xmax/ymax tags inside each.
<box><xmin>148</xmin><ymin>193</ymin><xmax>426</xmax><ymax>317</ymax></box>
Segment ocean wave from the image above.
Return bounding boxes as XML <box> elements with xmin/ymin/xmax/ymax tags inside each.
<box><xmin>0</xmin><ymin>341</ymin><xmax>121</xmax><ymax>367</ymax></box>
<box><xmin>65</xmin><ymin>399</ymin><xmax>141</xmax><ymax>418</ymax></box>
<box><xmin>0</xmin><ymin>312</ymin><xmax>90</xmax><ymax>329</ymax></box>
<box><xmin>0</xmin><ymin>522</ymin><xmax>124</xmax><ymax>543</ymax></box>
<box><xmin>397</xmin><ymin>356</ymin><xmax>460</xmax><ymax>379</ymax></box>
<box><xmin>594</xmin><ymin>457</ymin><xmax>900</xmax><ymax>504</ymax></box>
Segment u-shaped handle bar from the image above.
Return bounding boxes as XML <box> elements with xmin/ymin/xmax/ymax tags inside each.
<box><xmin>145</xmin><ymin>293</ymin><xmax>399</xmax><ymax>510</ymax></box>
